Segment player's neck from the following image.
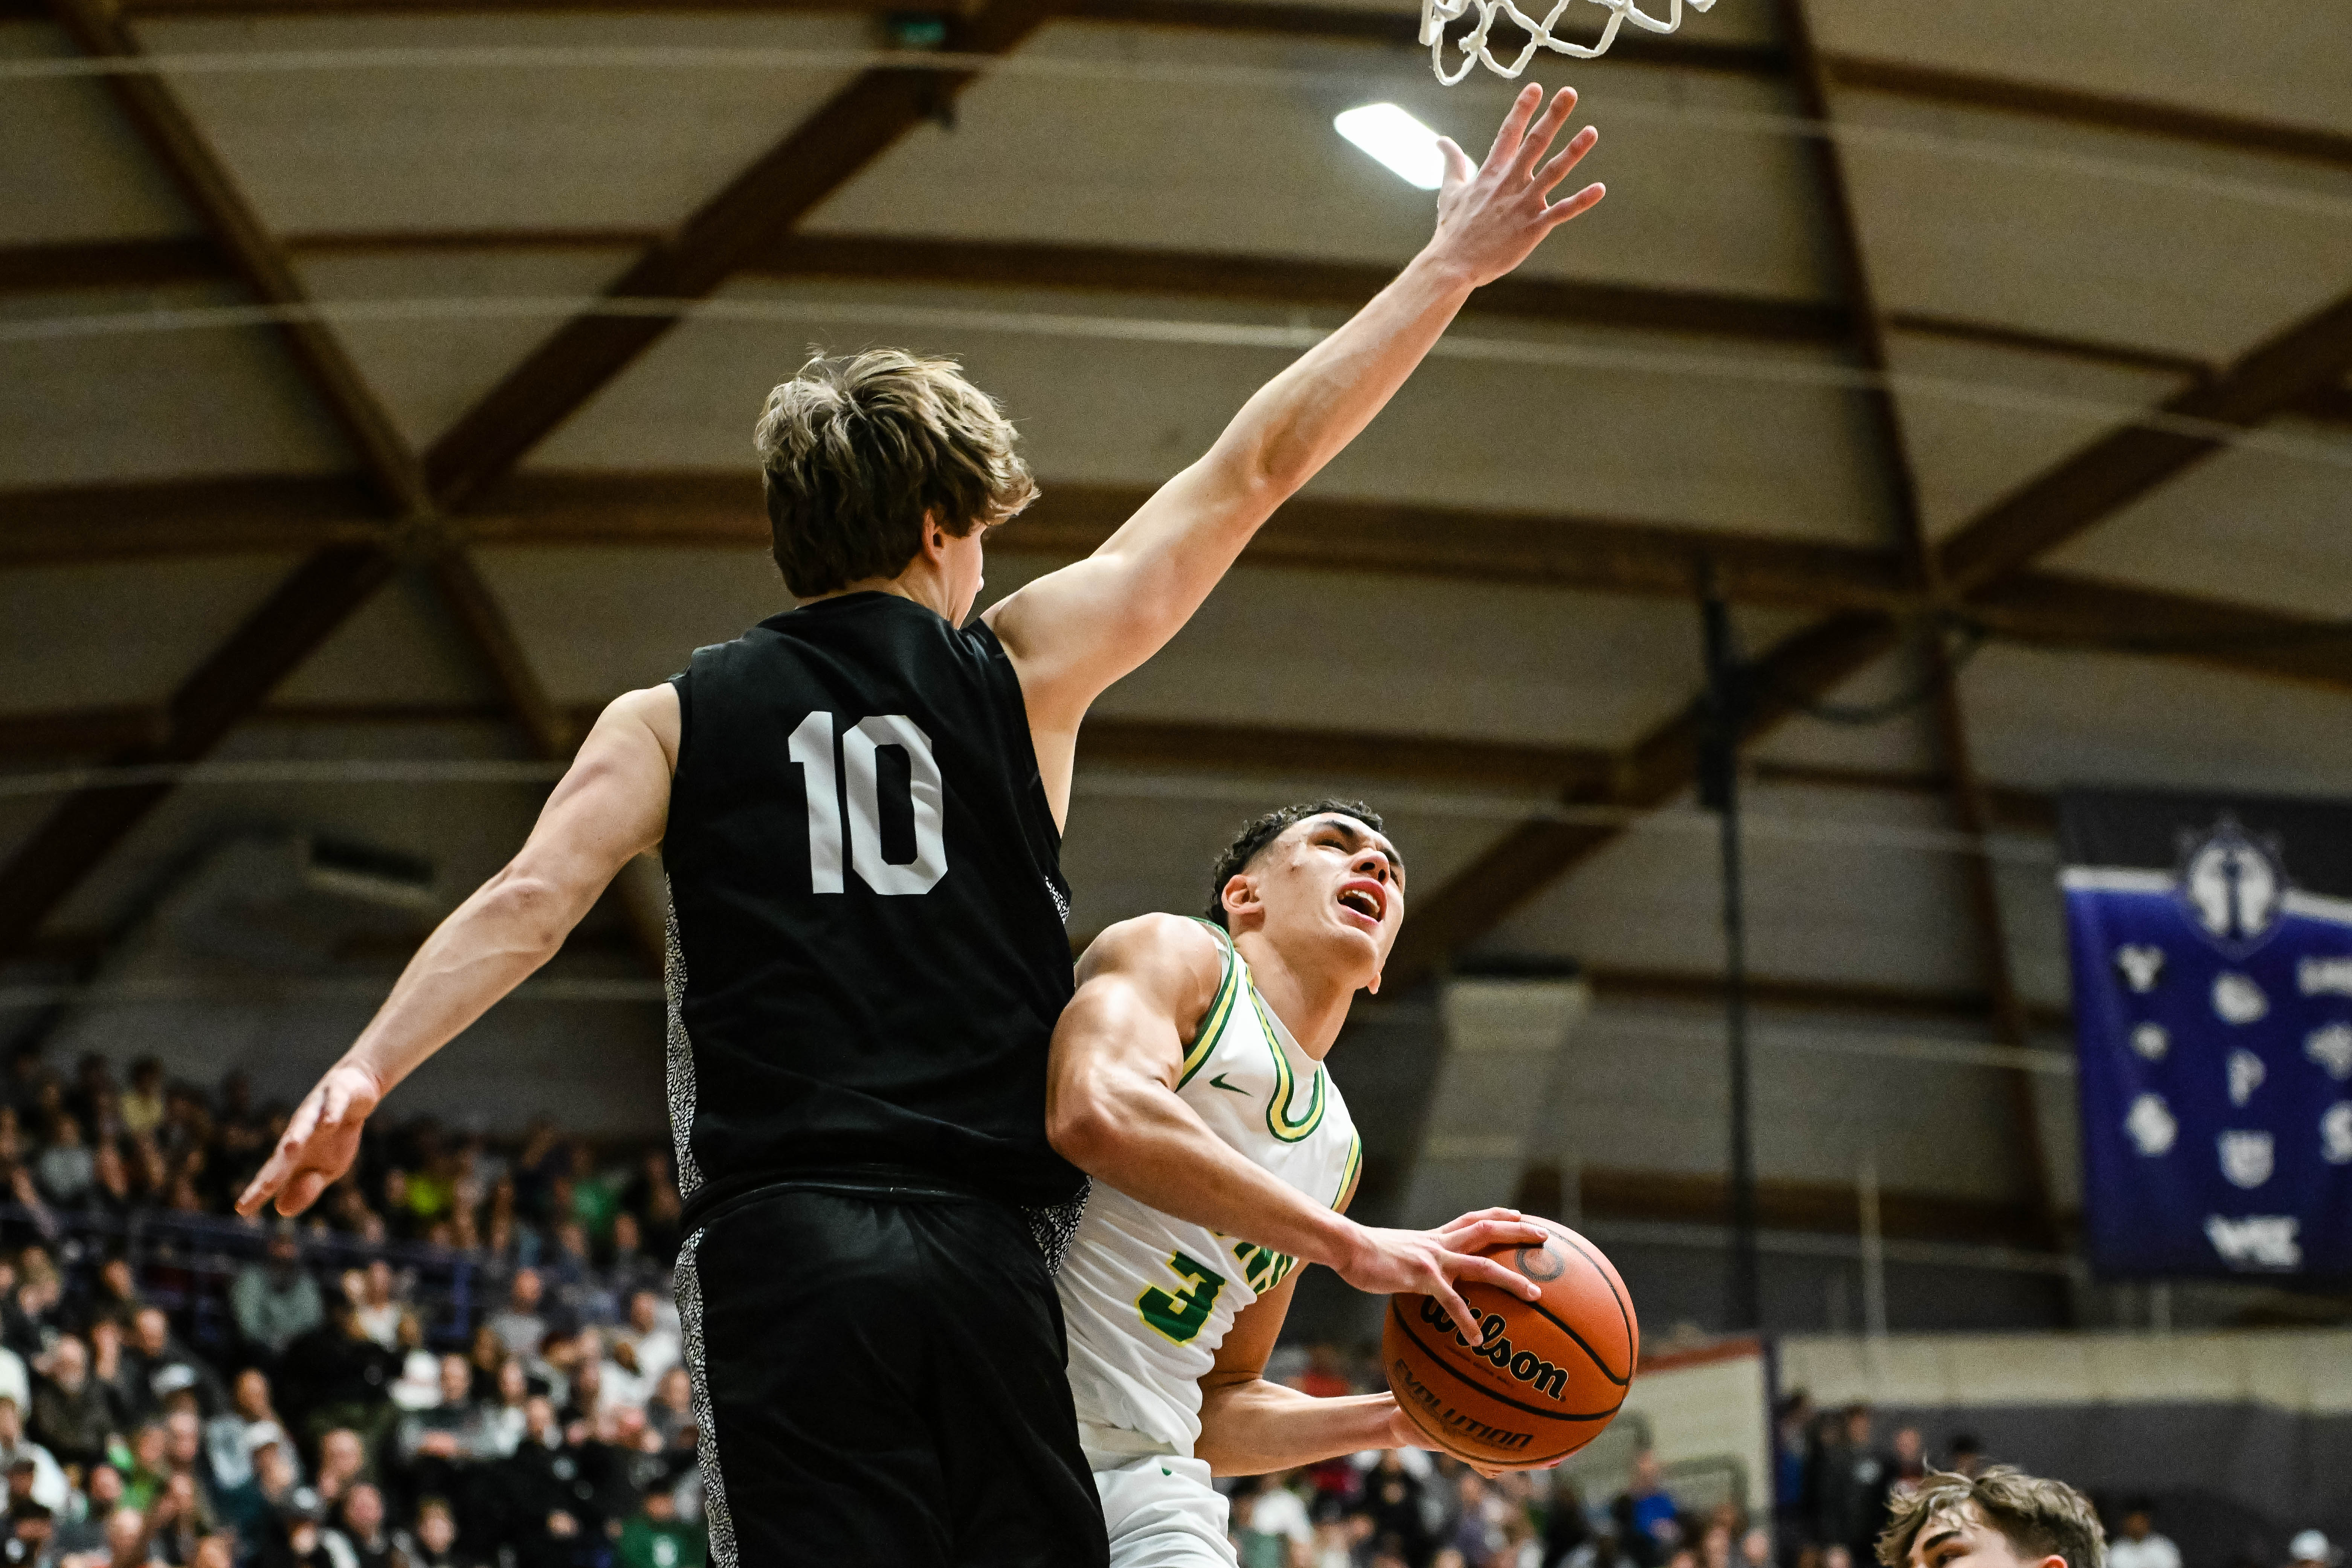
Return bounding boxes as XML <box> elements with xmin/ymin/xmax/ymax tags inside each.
<box><xmin>799</xmin><ymin>566</ymin><xmax>960</xmax><ymax>621</ymax></box>
<box><xmin>1230</xmin><ymin>930</ymin><xmax>1359</xmax><ymax>1061</ymax></box>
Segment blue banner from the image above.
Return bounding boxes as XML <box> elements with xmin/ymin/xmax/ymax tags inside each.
<box><xmin>2062</xmin><ymin>790</ymin><xmax>2352</xmax><ymax>1278</ymax></box>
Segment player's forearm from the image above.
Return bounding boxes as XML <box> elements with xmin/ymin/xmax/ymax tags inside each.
<box><xmin>1049</xmin><ymin>1066</ymin><xmax>1358</xmax><ymax>1268</ymax></box>
<box><xmin>1195</xmin><ymin>1380</ymin><xmax>1398</xmax><ymax>1478</ymax></box>
<box><xmin>336</xmin><ymin>865</ymin><xmax>586</xmax><ymax>1095</ymax></box>
<box><xmin>1208</xmin><ymin>248</ymin><xmax>1476</xmax><ymax>497</ymax></box>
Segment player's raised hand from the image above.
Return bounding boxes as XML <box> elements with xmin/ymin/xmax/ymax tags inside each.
<box><xmin>1335</xmin><ymin>1206</ymin><xmax>1549</xmax><ymax>1344</ymax></box>
<box><xmin>235</xmin><ymin>1060</ymin><xmax>385</xmax><ymax>1218</ymax></box>
<box><xmin>1427</xmin><ymin>83</ymin><xmax>1603</xmax><ymax>288</ymax></box>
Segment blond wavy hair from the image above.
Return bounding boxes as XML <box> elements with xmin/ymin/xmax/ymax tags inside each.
<box><xmin>753</xmin><ymin>349</ymin><xmax>1037</xmax><ymax>597</ymax></box>
<box><xmin>1878</xmin><ymin>1468</ymin><xmax>2105</xmax><ymax>1568</ymax></box>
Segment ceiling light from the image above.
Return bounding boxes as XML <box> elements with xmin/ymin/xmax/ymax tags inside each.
<box><xmin>1334</xmin><ymin>103</ymin><xmax>1445</xmax><ymax>191</ymax></box>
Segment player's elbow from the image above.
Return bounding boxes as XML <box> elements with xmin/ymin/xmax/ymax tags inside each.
<box><xmin>1046</xmin><ymin>1071</ymin><xmax>1133</xmax><ymax>1175</ymax></box>
<box><xmin>1045</xmin><ymin>1088</ymin><xmax>1116</xmax><ymax>1171</ymax></box>
<box><xmin>475</xmin><ymin>867</ymin><xmax>575</xmax><ymax>959</ymax></box>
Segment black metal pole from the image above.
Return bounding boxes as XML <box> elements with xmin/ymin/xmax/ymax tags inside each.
<box><xmin>1700</xmin><ymin>590</ymin><xmax>1760</xmax><ymax>1333</ymax></box>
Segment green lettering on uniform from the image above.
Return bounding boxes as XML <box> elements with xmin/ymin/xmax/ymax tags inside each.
<box><xmin>1230</xmin><ymin>1240</ymin><xmax>1297</xmax><ymax>1295</ymax></box>
<box><xmin>1137</xmin><ymin>1250</ymin><xmax>1228</xmax><ymax>1346</ymax></box>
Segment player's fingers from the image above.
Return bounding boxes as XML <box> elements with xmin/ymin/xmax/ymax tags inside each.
<box><xmin>1533</xmin><ymin>123</ymin><xmax>1599</xmax><ymax>197</ymax></box>
<box><xmin>276</xmin><ymin>1166</ymin><xmax>331</xmax><ymax>1218</ymax></box>
<box><xmin>1432</xmin><ymin>1206</ymin><xmax>1525</xmax><ymax>1243</ymax></box>
<box><xmin>1510</xmin><ymin>87</ymin><xmax>1579</xmax><ymax>181</ymax></box>
<box><xmin>1435</xmin><ymin>136</ymin><xmax>1477</xmax><ymax>194</ymax></box>
<box><xmin>1484</xmin><ymin>83</ymin><xmax>1543</xmax><ymax>171</ymax></box>
<box><xmin>1542</xmin><ymin>182</ymin><xmax>1607</xmax><ymax>226</ymax></box>
<box><xmin>234</xmin><ymin>1162</ymin><xmax>283</xmax><ymax>1219</ymax></box>
<box><xmin>1444</xmin><ymin>1220</ymin><xmax>1549</xmax><ymax>1252</ymax></box>
<box><xmin>1455</xmin><ymin>1253</ymin><xmax>1543</xmax><ymax>1302</ymax></box>
<box><xmin>1431</xmin><ymin>1276</ymin><xmax>1490</xmax><ymax>1343</ymax></box>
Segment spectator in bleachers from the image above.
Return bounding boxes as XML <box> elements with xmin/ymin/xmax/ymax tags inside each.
<box><xmin>482</xmin><ymin>1275</ymin><xmax>543</xmax><ymax>1364</ymax></box>
<box><xmin>321</xmin><ymin>1483</ymin><xmax>393</xmax><ymax>1568</ymax></box>
<box><xmin>397</xmin><ymin>1497</ymin><xmax>464</xmax><ymax>1568</ymax></box>
<box><xmin>231</xmin><ymin>1234</ymin><xmax>323</xmax><ymax>1368</ymax></box>
<box><xmin>127</xmin><ymin>1307</ymin><xmax>226</xmax><ymax>1421</ymax></box>
<box><xmin>35</xmin><ymin>1120</ymin><xmax>98</xmax><ymax>1210</ymax></box>
<box><xmin>32</xmin><ymin>1336</ymin><xmax>122</xmax><ymax>1472</ymax></box>
<box><xmin>2106</xmin><ymin>1498</ymin><xmax>2180</xmax><ymax>1568</ymax></box>
<box><xmin>284</xmin><ymin>1302</ymin><xmax>399</xmax><ymax>1458</ymax></box>
<box><xmin>475</xmin><ymin>1360</ymin><xmax>530</xmax><ymax>1462</ymax></box>
<box><xmin>0</xmin><ymin>1399</ymin><xmax>69</xmax><ymax>1515</ymax></box>
<box><xmin>0</xmin><ymin>1058</ymin><xmax>723</xmax><ymax>1568</ymax></box>
<box><xmin>92</xmin><ymin>1256</ymin><xmax>147</xmax><ymax>1332</ymax></box>
<box><xmin>1620</xmin><ymin>1449</ymin><xmax>1680</xmax><ymax>1566</ymax></box>
<box><xmin>616</xmin><ymin>1486</ymin><xmax>702</xmax><ymax>1568</ymax></box>
<box><xmin>350</xmin><ymin>1266</ymin><xmax>400</xmax><ymax>1354</ymax></box>
<box><xmin>2287</xmin><ymin>1531</ymin><xmax>2340</xmax><ymax>1568</ymax></box>
<box><xmin>1810</xmin><ymin>1405</ymin><xmax>1885</xmax><ymax>1568</ymax></box>
<box><xmin>85</xmin><ymin>1502</ymin><xmax>150</xmax><ymax>1568</ymax></box>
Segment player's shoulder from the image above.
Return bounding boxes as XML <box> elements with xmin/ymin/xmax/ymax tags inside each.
<box><xmin>1077</xmin><ymin>913</ymin><xmax>1230</xmax><ymax>992</ymax></box>
<box><xmin>590</xmin><ymin>684</ymin><xmax>683</xmax><ymax>768</ymax></box>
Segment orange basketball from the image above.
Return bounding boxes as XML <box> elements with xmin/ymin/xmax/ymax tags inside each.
<box><xmin>1382</xmin><ymin>1216</ymin><xmax>1638</xmax><ymax>1470</ymax></box>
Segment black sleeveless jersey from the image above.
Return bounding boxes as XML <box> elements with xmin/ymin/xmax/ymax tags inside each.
<box><xmin>662</xmin><ymin>593</ymin><xmax>1084</xmax><ymax>1232</ymax></box>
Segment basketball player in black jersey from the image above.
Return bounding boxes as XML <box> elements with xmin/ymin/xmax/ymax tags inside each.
<box><xmin>241</xmin><ymin>84</ymin><xmax>1606</xmax><ymax>1567</ymax></box>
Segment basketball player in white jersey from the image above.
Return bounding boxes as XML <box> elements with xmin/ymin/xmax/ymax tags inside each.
<box><xmin>1048</xmin><ymin>800</ymin><xmax>1546</xmax><ymax>1565</ymax></box>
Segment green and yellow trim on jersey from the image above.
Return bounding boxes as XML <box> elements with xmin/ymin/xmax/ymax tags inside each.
<box><xmin>1332</xmin><ymin>1130</ymin><xmax>1363</xmax><ymax>1209</ymax></box>
<box><xmin>1178</xmin><ymin>919</ymin><xmax>1242</xmax><ymax>1087</ymax></box>
<box><xmin>1250</xmin><ymin>986</ymin><xmax>1327</xmax><ymax>1142</ymax></box>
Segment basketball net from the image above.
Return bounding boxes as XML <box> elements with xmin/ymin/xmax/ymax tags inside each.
<box><xmin>1419</xmin><ymin>0</ymin><xmax>1717</xmax><ymax>82</ymax></box>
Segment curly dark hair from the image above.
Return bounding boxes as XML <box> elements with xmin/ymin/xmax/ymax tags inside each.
<box><xmin>1203</xmin><ymin>800</ymin><xmax>1386</xmax><ymax>929</ymax></box>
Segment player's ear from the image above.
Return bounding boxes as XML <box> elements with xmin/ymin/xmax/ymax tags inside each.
<box><xmin>1221</xmin><ymin>872</ymin><xmax>1259</xmax><ymax>926</ymax></box>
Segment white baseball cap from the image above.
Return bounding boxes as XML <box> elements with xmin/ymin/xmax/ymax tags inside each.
<box><xmin>2288</xmin><ymin>1531</ymin><xmax>2337</xmax><ymax>1566</ymax></box>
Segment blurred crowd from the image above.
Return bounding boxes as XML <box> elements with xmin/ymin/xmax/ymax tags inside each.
<box><xmin>0</xmin><ymin>1047</ymin><xmax>702</xmax><ymax>1568</ymax></box>
<box><xmin>5</xmin><ymin>1050</ymin><xmax>2343</xmax><ymax>1568</ymax></box>
<box><xmin>1222</xmin><ymin>1365</ymin><xmax>2350</xmax><ymax>1568</ymax></box>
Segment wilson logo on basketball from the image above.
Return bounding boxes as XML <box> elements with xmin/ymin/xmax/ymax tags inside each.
<box><xmin>1419</xmin><ymin>1297</ymin><xmax>1570</xmax><ymax>1400</ymax></box>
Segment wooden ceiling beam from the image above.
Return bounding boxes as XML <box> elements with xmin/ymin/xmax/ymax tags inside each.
<box><xmin>1825</xmin><ymin>55</ymin><xmax>2352</xmax><ymax>173</ymax></box>
<box><xmin>2</xmin><ymin>701</ymin><xmax>2064</xmax><ymax>836</ymax></box>
<box><xmin>22</xmin><ymin>237</ymin><xmax>2352</xmax><ymax>447</ymax></box>
<box><xmin>420</xmin><ymin>0</ymin><xmax>1071</xmax><ymax>510</ymax></box>
<box><xmin>43</xmin><ymin>0</ymin><xmax>430</xmax><ymax>518</ymax></box>
<box><xmin>0</xmin><ymin>3</ymin><xmax>437</xmax><ymax>962</ymax></box>
<box><xmin>1935</xmin><ymin>287</ymin><xmax>2352</xmax><ymax>596</ymax></box>
<box><xmin>0</xmin><ymin>546</ymin><xmax>399</xmax><ymax>960</ymax></box>
<box><xmin>1382</xmin><ymin>609</ymin><xmax>1905</xmax><ymax>986</ymax></box>
<box><xmin>1781</xmin><ymin>0</ymin><xmax>2057</xmax><ymax>1245</ymax></box>
<box><xmin>1381</xmin><ymin>279</ymin><xmax>2352</xmax><ymax>1012</ymax></box>
<box><xmin>1974</xmin><ymin>571</ymin><xmax>2352</xmax><ymax>698</ymax></box>
<box><xmin>0</xmin><ymin>475</ymin><xmax>383</xmax><ymax>566</ymax></box>
<box><xmin>750</xmin><ymin>235</ymin><xmax>1846</xmax><ymax>342</ymax></box>
<box><xmin>11</xmin><ymin>471</ymin><xmax>2352</xmax><ymax>700</ymax></box>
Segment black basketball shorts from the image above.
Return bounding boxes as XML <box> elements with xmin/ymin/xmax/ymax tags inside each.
<box><xmin>675</xmin><ymin>1184</ymin><xmax>1109</xmax><ymax>1568</ymax></box>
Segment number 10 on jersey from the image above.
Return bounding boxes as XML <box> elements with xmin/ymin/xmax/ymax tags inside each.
<box><xmin>788</xmin><ymin>712</ymin><xmax>949</xmax><ymax>895</ymax></box>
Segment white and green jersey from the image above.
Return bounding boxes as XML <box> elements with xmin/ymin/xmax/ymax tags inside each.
<box><xmin>1059</xmin><ymin>920</ymin><xmax>1363</xmax><ymax>1458</ymax></box>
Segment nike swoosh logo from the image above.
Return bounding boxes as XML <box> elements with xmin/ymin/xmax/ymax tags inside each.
<box><xmin>1209</xmin><ymin>1073</ymin><xmax>1250</xmax><ymax>1095</ymax></box>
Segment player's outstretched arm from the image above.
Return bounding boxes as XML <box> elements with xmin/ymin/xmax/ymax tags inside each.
<box><xmin>237</xmin><ymin>686</ymin><xmax>680</xmax><ymax>1219</ymax></box>
<box><xmin>1049</xmin><ymin>915</ymin><xmax>1546</xmax><ymax>1337</ymax></box>
<box><xmin>988</xmin><ymin>85</ymin><xmax>1604</xmax><ymax>781</ymax></box>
